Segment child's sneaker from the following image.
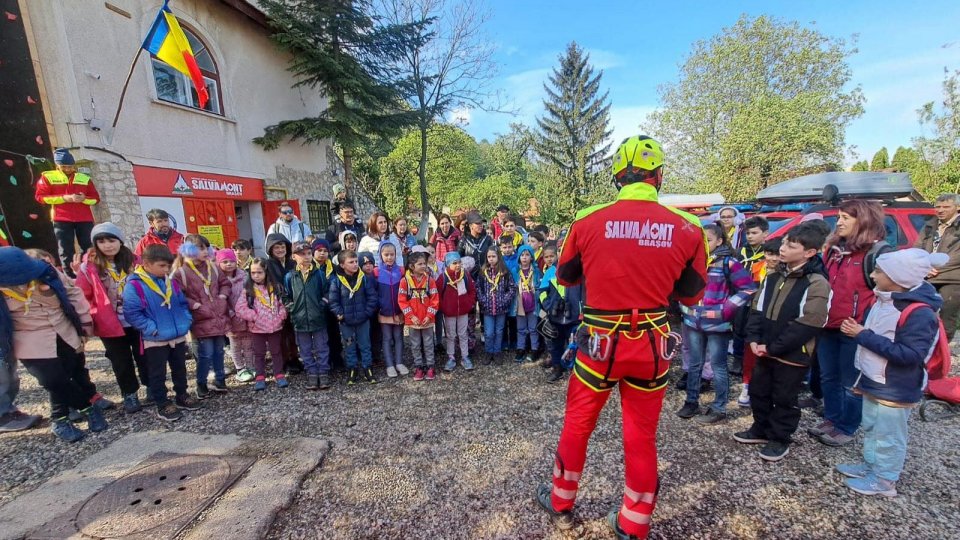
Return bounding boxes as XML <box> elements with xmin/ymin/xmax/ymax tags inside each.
<box><xmin>836</xmin><ymin>462</ymin><xmax>871</xmax><ymax>479</ymax></box>
<box><xmin>306</xmin><ymin>375</ymin><xmax>319</xmax><ymax>390</ymax></box>
<box><xmin>276</xmin><ymin>375</ymin><xmax>289</xmax><ymax>388</ymax></box>
<box><xmin>524</xmin><ymin>354</ymin><xmax>535</xmax><ymax>364</ymax></box>
<box><xmin>426</xmin><ymin>367</ymin><xmax>436</xmax><ymax>380</ymax></box>
<box><xmin>732</xmin><ymin>429</ymin><xmax>768</xmax><ymax>445</ymax></box>
<box><xmin>759</xmin><ymin>441</ymin><xmax>790</xmax><ymax>462</ymax></box>
<box><xmin>462</xmin><ymin>358</ymin><xmax>474</xmax><ymax>371</ymax></box>
<box><xmin>122</xmin><ymin>393</ymin><xmax>142</xmax><ymax>414</ymax></box>
<box><xmin>844</xmin><ymin>473</ymin><xmax>897</xmax><ymax>497</ymax></box>
<box><xmin>737</xmin><ymin>385</ymin><xmax>750</xmax><ymax>407</ymax></box>
<box><xmin>413</xmin><ymin>368</ymin><xmax>425</xmax><ymax>381</ymax></box>
<box><xmin>386</xmin><ymin>366</ymin><xmax>398</xmax><ymax>378</ymax></box>
<box><xmin>347</xmin><ymin>370</ymin><xmax>357</xmax><ymax>386</ymax></box>
<box><xmin>84</xmin><ymin>406</ymin><xmax>109</xmax><ymax>432</ymax></box>
<box><xmin>547</xmin><ymin>366</ymin><xmax>566</xmax><ymax>384</ymax></box>
<box><xmin>236</xmin><ymin>368</ymin><xmax>255</xmax><ymax>383</ymax></box>
<box><xmin>318</xmin><ymin>374</ymin><xmax>331</xmax><ymax>390</ymax></box>
<box><xmin>817</xmin><ymin>428</ymin><xmax>855</xmax><ymax>447</ymax></box>
<box><xmin>51</xmin><ymin>417</ymin><xmax>86</xmax><ymax>442</ymax></box>
<box><xmin>196</xmin><ymin>383</ymin><xmax>210</xmax><ymax>400</ymax></box>
<box><xmin>806</xmin><ymin>419</ymin><xmax>834</xmax><ymax>437</ymax></box>
<box><xmin>156</xmin><ymin>403</ymin><xmax>183</xmax><ymax>422</ymax></box>
<box><xmin>514</xmin><ymin>350</ymin><xmax>525</xmax><ymax>363</ymax></box>
<box><xmin>254</xmin><ymin>378</ymin><xmax>267</xmax><ymax>391</ymax></box>
<box><xmin>175</xmin><ymin>395</ymin><xmax>202</xmax><ymax>411</ymax></box>
<box><xmin>363</xmin><ymin>369</ymin><xmax>378</xmax><ymax>384</ymax></box>
<box><xmin>211</xmin><ymin>380</ymin><xmax>229</xmax><ymax>393</ymax></box>
<box><xmin>444</xmin><ymin>358</ymin><xmax>456</xmax><ymax>372</ymax></box>
<box><xmin>395</xmin><ymin>364</ymin><xmax>410</xmax><ymax>376</ymax></box>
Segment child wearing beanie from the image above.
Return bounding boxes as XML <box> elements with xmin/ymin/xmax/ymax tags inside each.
<box><xmin>438</xmin><ymin>251</ymin><xmax>476</xmax><ymax>371</ymax></box>
<box><xmin>216</xmin><ymin>249</ymin><xmax>255</xmax><ymax>383</ymax></box>
<box><xmin>837</xmin><ymin>248</ymin><xmax>949</xmax><ymax>497</ymax></box>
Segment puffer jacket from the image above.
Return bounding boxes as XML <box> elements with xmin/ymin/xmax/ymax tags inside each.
<box><xmin>854</xmin><ymin>282</ymin><xmax>942</xmax><ymax>404</ymax></box>
<box><xmin>283</xmin><ymin>264</ymin><xmax>328</xmax><ymax>333</ymax></box>
<box><xmin>476</xmin><ymin>267</ymin><xmax>516</xmax><ymax>316</ymax></box>
<box><xmin>234</xmin><ymin>283</ymin><xmax>287</xmax><ymax>334</ymax></box>
<box><xmin>681</xmin><ymin>245</ymin><xmax>756</xmax><ymax>333</ymax></box>
<box><xmin>745</xmin><ymin>258</ymin><xmax>831</xmax><ymax>367</ymax></box>
<box><xmin>398</xmin><ymin>271</ymin><xmax>440</xmax><ymax>328</ymax></box>
<box><xmin>328</xmin><ymin>268</ymin><xmax>378</xmax><ymax>326</ymax></box>
<box><xmin>375</xmin><ymin>263</ymin><xmax>403</xmax><ymax>317</ymax></box>
<box><xmin>438</xmin><ymin>266</ymin><xmax>476</xmax><ymax>317</ymax></box>
<box><xmin>825</xmin><ymin>241</ymin><xmax>888</xmax><ymax>328</ymax></box>
<box><xmin>75</xmin><ymin>255</ymin><xmax>134</xmax><ymax>338</ymax></box>
<box><xmin>123</xmin><ymin>272</ymin><xmax>192</xmax><ymax>342</ymax></box>
<box><xmin>221</xmin><ymin>269</ymin><xmax>248</xmax><ymax>334</ymax></box>
<box><xmin>172</xmin><ymin>259</ymin><xmax>230</xmax><ymax>338</ymax></box>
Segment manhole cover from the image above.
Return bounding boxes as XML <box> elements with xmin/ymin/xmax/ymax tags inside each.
<box><xmin>29</xmin><ymin>452</ymin><xmax>254</xmax><ymax>539</ymax></box>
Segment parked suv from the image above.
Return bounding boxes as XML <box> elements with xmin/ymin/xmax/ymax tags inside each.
<box><xmin>767</xmin><ymin>201</ymin><xmax>934</xmax><ymax>247</ymax></box>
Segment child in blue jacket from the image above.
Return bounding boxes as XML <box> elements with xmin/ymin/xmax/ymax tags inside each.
<box><xmin>375</xmin><ymin>242</ymin><xmax>407</xmax><ymax>378</ymax></box>
<box><xmin>123</xmin><ymin>245</ymin><xmax>201</xmax><ymax>422</ymax></box>
<box><xmin>329</xmin><ymin>250</ymin><xmax>379</xmax><ymax>385</ymax></box>
<box><xmin>837</xmin><ymin>249</ymin><xmax>948</xmax><ymax>497</ymax></box>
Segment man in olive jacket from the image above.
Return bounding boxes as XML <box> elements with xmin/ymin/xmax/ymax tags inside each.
<box><xmin>914</xmin><ymin>193</ymin><xmax>960</xmax><ymax>340</ymax></box>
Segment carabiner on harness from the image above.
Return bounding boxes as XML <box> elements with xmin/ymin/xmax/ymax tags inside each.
<box><xmin>588</xmin><ymin>332</ymin><xmax>613</xmax><ymax>362</ymax></box>
<box><xmin>660</xmin><ymin>331</ymin><xmax>682</xmax><ymax>361</ymax></box>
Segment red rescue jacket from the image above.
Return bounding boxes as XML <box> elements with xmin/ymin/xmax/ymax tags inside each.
<box><xmin>34</xmin><ymin>170</ymin><xmax>99</xmax><ymax>222</ymax></box>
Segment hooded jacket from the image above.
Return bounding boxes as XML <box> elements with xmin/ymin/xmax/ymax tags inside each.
<box><xmin>745</xmin><ymin>257</ymin><xmax>831</xmax><ymax>367</ymax></box>
<box><xmin>438</xmin><ymin>265</ymin><xmax>476</xmax><ymax>317</ymax></box>
<box><xmin>172</xmin><ymin>258</ymin><xmax>230</xmax><ymax>339</ymax></box>
<box><xmin>681</xmin><ymin>245</ymin><xmax>757</xmax><ymax>333</ymax></box>
<box><xmin>713</xmin><ymin>206</ymin><xmax>744</xmax><ymax>250</ymax></box>
<box><xmin>283</xmin><ymin>263</ymin><xmax>328</xmax><ymax>333</ymax></box>
<box><xmin>332</xmin><ymin>230</ymin><xmax>360</xmax><ymax>265</ymax></box>
<box><xmin>75</xmin><ymin>253</ymin><xmax>137</xmax><ymax>338</ymax></box>
<box><xmin>266</xmin><ymin>216</ymin><xmax>312</xmax><ymax>244</ymax></box>
<box><xmin>328</xmin><ymin>267</ymin><xmax>378</xmax><ymax>326</ymax></box>
<box><xmin>513</xmin><ymin>245</ymin><xmax>543</xmax><ymax>317</ymax></box>
<box><xmin>374</xmin><ymin>254</ymin><xmax>403</xmax><ymax>318</ymax></box>
<box><xmin>265</xmin><ymin>233</ymin><xmax>295</xmax><ymax>294</ymax></box>
<box><xmin>854</xmin><ymin>281</ymin><xmax>942</xmax><ymax>404</ymax></box>
<box><xmin>123</xmin><ymin>271</ymin><xmax>192</xmax><ymax>343</ymax></box>
<box><xmin>325</xmin><ymin>219</ymin><xmax>364</xmax><ymax>254</ymax></box>
<box><xmin>476</xmin><ymin>266</ymin><xmax>517</xmax><ymax>315</ymax></box>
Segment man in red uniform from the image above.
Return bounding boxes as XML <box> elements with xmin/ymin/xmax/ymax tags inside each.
<box><xmin>134</xmin><ymin>208</ymin><xmax>184</xmax><ymax>257</ymax></box>
<box><xmin>536</xmin><ymin>135</ymin><xmax>708</xmax><ymax>539</ymax></box>
<box><xmin>34</xmin><ymin>148</ymin><xmax>100</xmax><ymax>277</ymax></box>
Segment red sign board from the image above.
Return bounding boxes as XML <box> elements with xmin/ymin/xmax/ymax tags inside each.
<box><xmin>133</xmin><ymin>165</ymin><xmax>265</xmax><ymax>201</ymax></box>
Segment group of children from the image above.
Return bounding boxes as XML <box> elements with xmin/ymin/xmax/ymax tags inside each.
<box><xmin>675</xmin><ymin>209</ymin><xmax>949</xmax><ymax>498</ymax></box>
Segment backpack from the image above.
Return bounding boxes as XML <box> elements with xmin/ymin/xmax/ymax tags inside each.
<box><xmin>896</xmin><ymin>303</ymin><xmax>951</xmax><ymax>380</ymax></box>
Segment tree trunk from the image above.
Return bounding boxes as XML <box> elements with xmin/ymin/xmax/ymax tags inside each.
<box><xmin>342</xmin><ymin>145</ymin><xmax>354</xmax><ymax>194</ymax></box>
<box><xmin>417</xmin><ymin>124</ymin><xmax>431</xmax><ymax>241</ymax></box>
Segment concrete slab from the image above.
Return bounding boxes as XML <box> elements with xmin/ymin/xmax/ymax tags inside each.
<box><xmin>0</xmin><ymin>431</ymin><xmax>329</xmax><ymax>540</ymax></box>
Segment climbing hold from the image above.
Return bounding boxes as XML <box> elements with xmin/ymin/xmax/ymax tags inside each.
<box><xmin>28</xmin><ymin>214</ymin><xmax>38</xmax><ymax>220</ymax></box>
<box><xmin>9</xmin><ymin>175</ymin><xmax>17</xmax><ymax>185</ymax></box>
<box><xmin>26</xmin><ymin>96</ymin><xmax>37</xmax><ymax>104</ymax></box>
<box><xmin>3</xmin><ymin>159</ymin><xmax>13</xmax><ymax>167</ymax></box>
<box><xmin>5</xmin><ymin>11</ymin><xmax>17</xmax><ymax>21</ymax></box>
<box><xmin>35</xmin><ymin>135</ymin><xmax>43</xmax><ymax>145</ymax></box>
<box><xmin>21</xmin><ymin>230</ymin><xmax>32</xmax><ymax>239</ymax></box>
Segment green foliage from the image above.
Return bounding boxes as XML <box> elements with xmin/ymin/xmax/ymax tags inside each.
<box><xmin>254</xmin><ymin>0</ymin><xmax>420</xmax><ymax>185</ymax></box>
<box><xmin>534</xmin><ymin>42</ymin><xmax>612</xmax><ymax>217</ymax></box>
<box><xmin>890</xmin><ymin>146</ymin><xmax>919</xmax><ymax>171</ymax></box>
<box><xmin>850</xmin><ymin>160</ymin><xmax>869</xmax><ymax>171</ymax></box>
<box><xmin>645</xmin><ymin>15</ymin><xmax>864</xmax><ymax>199</ymax></box>
<box><xmin>870</xmin><ymin>147</ymin><xmax>889</xmax><ymax>170</ymax></box>
<box><xmin>912</xmin><ymin>69</ymin><xmax>960</xmax><ymax>198</ymax></box>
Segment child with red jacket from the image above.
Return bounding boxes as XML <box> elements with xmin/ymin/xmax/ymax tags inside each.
<box><xmin>399</xmin><ymin>251</ymin><xmax>440</xmax><ymax>381</ymax></box>
<box><xmin>438</xmin><ymin>251</ymin><xmax>476</xmax><ymax>372</ymax></box>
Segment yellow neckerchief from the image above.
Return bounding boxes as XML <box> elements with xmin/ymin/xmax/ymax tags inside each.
<box><xmin>484</xmin><ymin>268</ymin><xmax>502</xmax><ymax>291</ymax></box>
<box><xmin>253</xmin><ymin>283</ymin><xmax>277</xmax><ymax>309</ymax></box>
<box><xmin>405</xmin><ymin>270</ymin><xmax>429</xmax><ymax>292</ymax></box>
<box><xmin>740</xmin><ymin>245</ymin><xmax>764</xmax><ymax>264</ymax></box>
<box><xmin>298</xmin><ymin>262</ymin><xmax>316</xmax><ymax>281</ymax></box>
<box><xmin>534</xmin><ymin>247</ymin><xmax>543</xmax><ymax>262</ymax></box>
<box><xmin>1</xmin><ymin>281</ymin><xmax>38</xmax><ymax>313</ymax></box>
<box><xmin>238</xmin><ymin>256</ymin><xmax>252</xmax><ymax>271</ymax></box>
<box><xmin>428</xmin><ymin>261</ymin><xmax>439</xmax><ymax>275</ymax></box>
<box><xmin>105</xmin><ymin>262</ymin><xmax>128</xmax><ymax>295</ymax></box>
<box><xmin>134</xmin><ymin>267</ymin><xmax>173</xmax><ymax>307</ymax></box>
<box><xmin>518</xmin><ymin>265</ymin><xmax>535</xmax><ymax>292</ymax></box>
<box><xmin>185</xmin><ymin>258</ymin><xmax>213</xmax><ymax>295</ymax></box>
<box><xmin>338</xmin><ymin>271</ymin><xmax>363</xmax><ymax>296</ymax></box>
<box><xmin>445</xmin><ymin>267</ymin><xmax>465</xmax><ymax>287</ymax></box>
<box><xmin>315</xmin><ymin>258</ymin><xmax>333</xmax><ymax>277</ymax></box>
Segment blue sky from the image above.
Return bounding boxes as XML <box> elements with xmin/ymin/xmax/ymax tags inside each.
<box><xmin>459</xmin><ymin>0</ymin><xmax>960</xmax><ymax>165</ymax></box>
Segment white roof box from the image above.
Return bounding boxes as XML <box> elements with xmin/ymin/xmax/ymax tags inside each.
<box><xmin>659</xmin><ymin>193</ymin><xmax>725</xmax><ymax>209</ymax></box>
<box><xmin>756</xmin><ymin>172</ymin><xmax>918</xmax><ymax>204</ymax></box>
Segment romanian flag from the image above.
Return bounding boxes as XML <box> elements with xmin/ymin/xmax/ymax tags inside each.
<box><xmin>142</xmin><ymin>1</ymin><xmax>209</xmax><ymax>108</ymax></box>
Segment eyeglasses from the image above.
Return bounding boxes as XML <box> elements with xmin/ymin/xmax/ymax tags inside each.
<box><xmin>280</xmin><ymin>210</ymin><xmax>294</xmax><ymax>215</ymax></box>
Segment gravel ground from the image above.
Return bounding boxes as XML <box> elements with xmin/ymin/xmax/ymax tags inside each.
<box><xmin>1</xmin><ymin>340</ymin><xmax>958</xmax><ymax>540</ymax></box>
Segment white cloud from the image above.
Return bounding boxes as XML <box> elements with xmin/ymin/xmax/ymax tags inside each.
<box><xmin>607</xmin><ymin>105</ymin><xmax>658</xmax><ymax>147</ymax></box>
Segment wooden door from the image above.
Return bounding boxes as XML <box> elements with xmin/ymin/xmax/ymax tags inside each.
<box><xmin>183</xmin><ymin>199</ymin><xmax>239</xmax><ymax>248</ymax></box>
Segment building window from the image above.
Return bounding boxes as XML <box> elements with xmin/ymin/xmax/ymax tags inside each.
<box><xmin>151</xmin><ymin>26</ymin><xmax>222</xmax><ymax>114</ymax></box>
<box><xmin>306</xmin><ymin>200</ymin><xmax>332</xmax><ymax>232</ymax></box>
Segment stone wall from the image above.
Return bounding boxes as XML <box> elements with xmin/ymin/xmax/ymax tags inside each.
<box><xmin>81</xmin><ymin>158</ymin><xmax>143</xmax><ymax>246</ymax></box>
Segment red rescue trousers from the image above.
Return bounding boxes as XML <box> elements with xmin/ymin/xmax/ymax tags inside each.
<box><xmin>550</xmin><ymin>327</ymin><xmax>668</xmax><ymax>538</ymax></box>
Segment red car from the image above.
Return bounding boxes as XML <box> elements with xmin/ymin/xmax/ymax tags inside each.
<box><xmin>767</xmin><ymin>201</ymin><xmax>934</xmax><ymax>247</ymax></box>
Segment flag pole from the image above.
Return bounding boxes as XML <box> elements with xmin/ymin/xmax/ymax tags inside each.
<box><xmin>111</xmin><ymin>47</ymin><xmax>145</xmax><ymax>130</ymax></box>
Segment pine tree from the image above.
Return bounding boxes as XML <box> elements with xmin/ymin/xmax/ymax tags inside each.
<box><xmin>870</xmin><ymin>147</ymin><xmax>890</xmax><ymax>171</ymax></box>
<box><xmin>890</xmin><ymin>146</ymin><xmax>917</xmax><ymax>171</ymax></box>
<box><xmin>254</xmin><ymin>0</ymin><xmax>421</xmax><ymax>192</ymax></box>
<box><xmin>534</xmin><ymin>42</ymin><xmax>612</xmax><ymax>217</ymax></box>
<box><xmin>851</xmin><ymin>160</ymin><xmax>869</xmax><ymax>171</ymax></box>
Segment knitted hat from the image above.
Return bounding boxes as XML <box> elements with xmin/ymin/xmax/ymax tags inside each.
<box><xmin>312</xmin><ymin>238</ymin><xmax>331</xmax><ymax>251</ymax></box>
<box><xmin>90</xmin><ymin>222</ymin><xmax>124</xmax><ymax>245</ymax></box>
<box><xmin>333</xmin><ymin>183</ymin><xmax>346</xmax><ymax>195</ymax></box>
<box><xmin>215</xmin><ymin>249</ymin><xmax>237</xmax><ymax>263</ymax></box>
<box><xmin>358</xmin><ymin>252</ymin><xmax>376</xmax><ymax>268</ymax></box>
<box><xmin>53</xmin><ymin>148</ymin><xmax>75</xmax><ymax>165</ymax></box>
<box><xmin>444</xmin><ymin>251</ymin><xmax>461</xmax><ymax>265</ymax></box>
<box><xmin>876</xmin><ymin>248</ymin><xmax>949</xmax><ymax>290</ymax></box>
<box><xmin>411</xmin><ymin>245</ymin><xmax>429</xmax><ymax>254</ymax></box>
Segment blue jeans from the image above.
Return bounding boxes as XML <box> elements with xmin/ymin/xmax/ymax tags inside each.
<box><xmin>517</xmin><ymin>312</ymin><xmax>539</xmax><ymax>351</ymax></box>
<box><xmin>195</xmin><ymin>336</ymin><xmax>226</xmax><ymax>387</ymax></box>
<box><xmin>483</xmin><ymin>314</ymin><xmax>507</xmax><ymax>354</ymax></box>
<box><xmin>818</xmin><ymin>330</ymin><xmax>862</xmax><ymax>435</ymax></box>
<box><xmin>861</xmin><ymin>397</ymin><xmax>911</xmax><ymax>482</ymax></box>
<box><xmin>684</xmin><ymin>329</ymin><xmax>731</xmax><ymax>412</ymax></box>
<box><xmin>380</xmin><ymin>323</ymin><xmax>404</xmax><ymax>367</ymax></box>
<box><xmin>0</xmin><ymin>350</ymin><xmax>20</xmax><ymax>416</ymax></box>
<box><xmin>297</xmin><ymin>331</ymin><xmax>330</xmax><ymax>375</ymax></box>
<box><xmin>341</xmin><ymin>320</ymin><xmax>373</xmax><ymax>369</ymax></box>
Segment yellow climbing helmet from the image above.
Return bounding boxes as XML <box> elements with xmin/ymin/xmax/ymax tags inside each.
<box><xmin>611</xmin><ymin>135</ymin><xmax>664</xmax><ymax>178</ymax></box>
